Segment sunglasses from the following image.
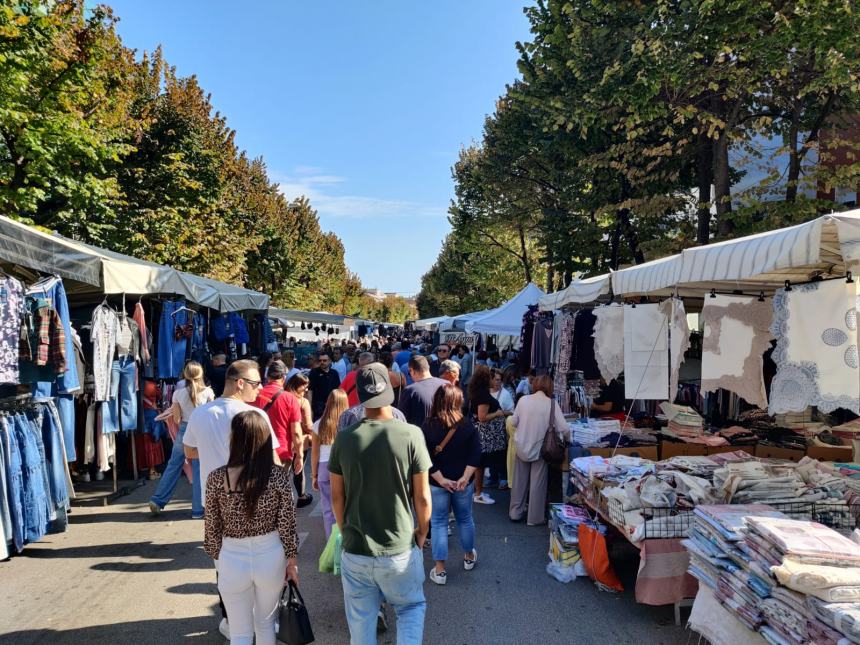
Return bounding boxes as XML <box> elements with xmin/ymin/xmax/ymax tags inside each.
<box><xmin>231</xmin><ymin>376</ymin><xmax>262</xmax><ymax>388</ymax></box>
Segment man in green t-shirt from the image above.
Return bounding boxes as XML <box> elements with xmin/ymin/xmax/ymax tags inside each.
<box><xmin>329</xmin><ymin>362</ymin><xmax>432</xmax><ymax>644</ymax></box>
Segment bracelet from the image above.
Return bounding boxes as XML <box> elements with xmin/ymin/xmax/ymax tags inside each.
<box><xmin>312</xmin><ymin>473</ymin><xmax>318</xmax><ymax>479</ymax></box>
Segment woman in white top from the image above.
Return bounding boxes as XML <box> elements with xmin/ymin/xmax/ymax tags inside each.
<box><xmin>311</xmin><ymin>388</ymin><xmax>349</xmax><ymax>538</ymax></box>
<box><xmin>490</xmin><ymin>368</ymin><xmax>515</xmax><ymax>412</ymax></box>
<box><xmin>509</xmin><ymin>375</ymin><xmax>567</xmax><ymax>526</ymax></box>
<box><xmin>149</xmin><ymin>361</ymin><xmax>215</xmax><ymax>519</ymax></box>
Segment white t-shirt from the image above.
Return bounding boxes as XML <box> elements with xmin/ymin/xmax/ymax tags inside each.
<box><xmin>311</xmin><ymin>419</ymin><xmax>332</xmax><ymax>464</ymax></box>
<box><xmin>491</xmin><ymin>387</ymin><xmax>515</xmax><ymax>412</ymax></box>
<box><xmin>173</xmin><ymin>386</ymin><xmax>215</xmax><ymax>423</ymax></box>
<box><xmin>183</xmin><ymin>398</ymin><xmax>279</xmax><ymax>507</ymax></box>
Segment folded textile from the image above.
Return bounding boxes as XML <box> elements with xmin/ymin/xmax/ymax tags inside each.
<box><xmin>806</xmin><ymin>596</ymin><xmax>860</xmax><ymax>643</ymax></box>
<box><xmin>745</xmin><ymin>517</ymin><xmax>860</xmax><ymax>567</ymax></box>
<box><xmin>773</xmin><ymin>558</ymin><xmax>860</xmax><ymax>603</ymax></box>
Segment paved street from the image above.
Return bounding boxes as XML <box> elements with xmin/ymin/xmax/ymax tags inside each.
<box><xmin>0</xmin><ymin>476</ymin><xmax>688</xmax><ymax>644</ymax></box>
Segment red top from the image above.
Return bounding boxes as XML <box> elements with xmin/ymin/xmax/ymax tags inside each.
<box><xmin>252</xmin><ymin>382</ymin><xmax>301</xmax><ymax>462</ymax></box>
<box><xmin>339</xmin><ymin>369</ymin><xmax>360</xmax><ymax>407</ymax></box>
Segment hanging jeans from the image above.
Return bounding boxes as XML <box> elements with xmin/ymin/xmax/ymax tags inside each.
<box><xmin>30</xmin><ymin>278</ymin><xmax>80</xmax><ymax>395</ymax></box>
<box><xmin>1</xmin><ymin>417</ymin><xmax>23</xmax><ymax>552</ymax></box>
<box><xmin>37</xmin><ymin>404</ymin><xmax>69</xmax><ymax>518</ymax></box>
<box><xmin>157</xmin><ymin>300</ymin><xmax>188</xmax><ymax>379</ymax></box>
<box><xmin>191</xmin><ymin>313</ymin><xmax>207</xmax><ymax>365</ymax></box>
<box><xmin>340</xmin><ymin>547</ymin><xmax>426</xmax><ymax>645</ymax></box>
<box><xmin>101</xmin><ymin>356</ymin><xmax>138</xmax><ymax>433</ymax></box>
<box><xmin>13</xmin><ymin>413</ymin><xmax>50</xmax><ymax>544</ymax></box>
<box><xmin>149</xmin><ymin>423</ymin><xmax>202</xmax><ymax>516</ymax></box>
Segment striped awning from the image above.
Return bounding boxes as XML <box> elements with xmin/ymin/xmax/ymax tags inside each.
<box><xmin>538</xmin><ymin>274</ymin><xmax>611</xmax><ymax>310</ymax></box>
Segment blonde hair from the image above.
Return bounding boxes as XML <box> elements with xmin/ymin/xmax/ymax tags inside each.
<box><xmin>318</xmin><ymin>389</ymin><xmax>349</xmax><ymax>446</ymax></box>
<box><xmin>182</xmin><ymin>361</ymin><xmax>207</xmax><ymax>407</ymax></box>
<box><xmin>283</xmin><ymin>350</ymin><xmax>295</xmax><ymax>370</ymax></box>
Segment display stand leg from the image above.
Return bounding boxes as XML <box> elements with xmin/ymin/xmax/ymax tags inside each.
<box><xmin>130</xmin><ymin>430</ymin><xmax>138</xmax><ymax>481</ymax></box>
<box><xmin>112</xmin><ymin>461</ymin><xmax>117</xmax><ymax>493</ymax></box>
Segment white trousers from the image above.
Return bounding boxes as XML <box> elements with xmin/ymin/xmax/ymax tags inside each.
<box><xmin>217</xmin><ymin>531</ymin><xmax>287</xmax><ymax>645</ymax></box>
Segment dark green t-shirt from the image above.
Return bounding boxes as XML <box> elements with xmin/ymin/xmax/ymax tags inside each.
<box><xmin>328</xmin><ymin>417</ymin><xmax>432</xmax><ymax>557</ymax></box>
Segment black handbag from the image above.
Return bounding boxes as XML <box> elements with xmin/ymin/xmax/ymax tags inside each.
<box><xmin>540</xmin><ymin>400</ymin><xmax>566</xmax><ymax>466</ymax></box>
<box><xmin>277</xmin><ymin>581</ymin><xmax>315</xmax><ymax>644</ymax></box>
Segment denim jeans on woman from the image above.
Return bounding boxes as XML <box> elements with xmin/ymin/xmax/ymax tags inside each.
<box><xmin>340</xmin><ymin>547</ymin><xmax>426</xmax><ymax>644</ymax></box>
<box><xmin>430</xmin><ymin>482</ymin><xmax>475</xmax><ymax>562</ymax></box>
<box><xmin>149</xmin><ymin>423</ymin><xmax>202</xmax><ymax>516</ymax></box>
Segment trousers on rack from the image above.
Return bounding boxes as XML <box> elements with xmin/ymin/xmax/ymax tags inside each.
<box><xmin>12</xmin><ymin>412</ymin><xmax>50</xmax><ymax>544</ymax></box>
<box><xmin>157</xmin><ymin>300</ymin><xmax>188</xmax><ymax>379</ymax></box>
<box><xmin>101</xmin><ymin>356</ymin><xmax>138</xmax><ymax>433</ymax></box>
<box><xmin>0</xmin><ymin>417</ymin><xmax>23</xmax><ymax>552</ymax></box>
<box><xmin>37</xmin><ymin>403</ymin><xmax>69</xmax><ymax>518</ymax></box>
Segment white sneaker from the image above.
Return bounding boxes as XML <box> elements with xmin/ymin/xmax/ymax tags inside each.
<box><xmin>218</xmin><ymin>618</ymin><xmax>230</xmax><ymax>639</ymax></box>
<box><xmin>473</xmin><ymin>493</ymin><xmax>495</xmax><ymax>505</ymax></box>
<box><xmin>464</xmin><ymin>549</ymin><xmax>477</xmax><ymax>571</ymax></box>
<box><xmin>429</xmin><ymin>568</ymin><xmax>447</xmax><ymax>585</ymax></box>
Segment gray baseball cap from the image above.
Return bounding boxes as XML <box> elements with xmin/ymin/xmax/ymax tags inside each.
<box><xmin>356</xmin><ymin>363</ymin><xmax>394</xmax><ymax>408</ymax></box>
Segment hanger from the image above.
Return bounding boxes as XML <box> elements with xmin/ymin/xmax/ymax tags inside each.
<box><xmin>171</xmin><ymin>305</ymin><xmax>196</xmax><ymax>318</ymax></box>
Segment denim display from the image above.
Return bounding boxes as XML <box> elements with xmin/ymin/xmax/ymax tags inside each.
<box><xmin>340</xmin><ymin>547</ymin><xmax>426</xmax><ymax>644</ymax></box>
<box><xmin>101</xmin><ymin>356</ymin><xmax>138</xmax><ymax>433</ymax></box>
<box><xmin>430</xmin><ymin>482</ymin><xmax>476</xmax><ymax>563</ymax></box>
<box><xmin>149</xmin><ymin>423</ymin><xmax>202</xmax><ymax>516</ymax></box>
<box><xmin>0</xmin><ymin>403</ymin><xmax>72</xmax><ymax>553</ymax></box>
<box><xmin>190</xmin><ymin>313</ymin><xmax>207</xmax><ymax>364</ymax></box>
<box><xmin>157</xmin><ymin>300</ymin><xmax>188</xmax><ymax>379</ymax></box>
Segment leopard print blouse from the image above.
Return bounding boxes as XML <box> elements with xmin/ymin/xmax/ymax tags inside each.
<box><xmin>203</xmin><ymin>465</ymin><xmax>298</xmax><ymax>560</ymax></box>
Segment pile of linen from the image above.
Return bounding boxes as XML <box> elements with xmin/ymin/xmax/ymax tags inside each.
<box><xmin>744</xmin><ymin>516</ymin><xmax>860</xmax><ymax>644</ymax></box>
<box><xmin>570</xmin><ymin>418</ymin><xmax>620</xmax><ymax>447</ymax></box>
<box><xmin>660</xmin><ymin>402</ymin><xmax>704</xmax><ymax>439</ymax></box>
<box><xmin>684</xmin><ymin>505</ymin><xmax>787</xmax><ymax>633</ymax></box>
<box><xmin>713</xmin><ymin>460</ymin><xmax>811</xmax><ymax>505</ymax></box>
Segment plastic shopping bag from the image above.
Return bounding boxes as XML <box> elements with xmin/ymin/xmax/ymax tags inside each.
<box><xmin>318</xmin><ymin>525</ymin><xmax>342</xmax><ymax>575</ymax></box>
<box><xmin>578</xmin><ymin>522</ymin><xmax>623</xmax><ymax>592</ymax></box>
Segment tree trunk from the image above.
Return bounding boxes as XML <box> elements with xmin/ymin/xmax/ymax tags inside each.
<box><xmin>517</xmin><ymin>224</ymin><xmax>532</xmax><ymax>284</ymax></box>
<box><xmin>610</xmin><ymin>219</ymin><xmax>621</xmax><ymax>270</ymax></box>
<box><xmin>713</xmin><ymin>132</ymin><xmax>734</xmax><ymax>237</ymax></box>
<box><xmin>545</xmin><ymin>245</ymin><xmax>555</xmax><ymax>293</ymax></box>
<box><xmin>617</xmin><ymin>207</ymin><xmax>645</xmax><ymax>264</ymax></box>
<box><xmin>696</xmin><ymin>130</ymin><xmax>713</xmax><ymax>244</ymax></box>
<box><xmin>786</xmin><ymin>107</ymin><xmax>801</xmax><ymax>203</ymax></box>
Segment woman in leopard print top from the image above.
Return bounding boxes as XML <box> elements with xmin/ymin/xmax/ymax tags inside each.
<box><xmin>204</xmin><ymin>411</ymin><xmax>299</xmax><ymax>645</ymax></box>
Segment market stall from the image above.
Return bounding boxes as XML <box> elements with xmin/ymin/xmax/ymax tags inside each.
<box><xmin>533</xmin><ymin>210</ymin><xmax>860</xmax><ymax>623</ymax></box>
<box><xmin>0</xmin><ymin>216</ymin><xmax>270</xmax><ymax>556</ymax></box>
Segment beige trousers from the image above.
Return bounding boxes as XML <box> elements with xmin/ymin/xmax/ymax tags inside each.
<box><xmin>509</xmin><ymin>456</ymin><xmax>548</xmax><ymax>525</ymax></box>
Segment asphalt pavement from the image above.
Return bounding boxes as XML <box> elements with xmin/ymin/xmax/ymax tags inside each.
<box><xmin>0</xmin><ymin>475</ymin><xmax>690</xmax><ymax>644</ymax></box>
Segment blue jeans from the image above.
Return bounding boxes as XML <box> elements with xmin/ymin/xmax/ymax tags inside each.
<box><xmin>101</xmin><ymin>356</ymin><xmax>138</xmax><ymax>433</ymax></box>
<box><xmin>157</xmin><ymin>300</ymin><xmax>188</xmax><ymax>379</ymax></box>
<box><xmin>1</xmin><ymin>417</ymin><xmax>24</xmax><ymax>552</ymax></box>
<box><xmin>430</xmin><ymin>482</ymin><xmax>475</xmax><ymax>562</ymax></box>
<box><xmin>13</xmin><ymin>413</ymin><xmax>50</xmax><ymax>544</ymax></box>
<box><xmin>340</xmin><ymin>547</ymin><xmax>426</xmax><ymax>645</ymax></box>
<box><xmin>38</xmin><ymin>403</ymin><xmax>69</xmax><ymax>515</ymax></box>
<box><xmin>150</xmin><ymin>424</ymin><xmax>202</xmax><ymax>516</ymax></box>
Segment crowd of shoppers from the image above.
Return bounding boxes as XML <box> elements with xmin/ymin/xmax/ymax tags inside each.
<box><xmin>144</xmin><ymin>331</ymin><xmax>569</xmax><ymax>644</ymax></box>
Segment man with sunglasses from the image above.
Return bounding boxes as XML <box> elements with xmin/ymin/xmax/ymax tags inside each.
<box><xmin>308</xmin><ymin>351</ymin><xmax>341</xmax><ymax>420</ymax></box>
<box><xmin>429</xmin><ymin>344</ymin><xmax>450</xmax><ymax>378</ymax></box>
<box><xmin>182</xmin><ymin>359</ymin><xmax>281</xmax><ymax>640</ymax></box>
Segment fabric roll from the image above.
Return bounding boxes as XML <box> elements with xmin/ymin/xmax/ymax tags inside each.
<box><xmin>593</xmin><ymin>304</ymin><xmax>624</xmax><ymax>383</ymax></box>
<box><xmin>769</xmin><ymin>279</ymin><xmax>860</xmax><ymax>414</ymax></box>
<box><xmin>623</xmin><ymin>304</ymin><xmax>669</xmax><ymax>400</ymax></box>
<box><xmin>701</xmin><ymin>294</ymin><xmax>773</xmax><ymax>409</ymax></box>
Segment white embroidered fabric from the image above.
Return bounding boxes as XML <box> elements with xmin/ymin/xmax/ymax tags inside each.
<box><xmin>592</xmin><ymin>304</ymin><xmax>624</xmax><ymax>382</ymax></box>
<box><xmin>660</xmin><ymin>298</ymin><xmax>690</xmax><ymax>400</ymax></box>
<box><xmin>769</xmin><ymin>280</ymin><xmax>860</xmax><ymax>415</ymax></box>
<box><xmin>623</xmin><ymin>304</ymin><xmax>669</xmax><ymax>400</ymax></box>
<box><xmin>701</xmin><ymin>294</ymin><xmax>773</xmax><ymax>408</ymax></box>
<box><xmin>90</xmin><ymin>305</ymin><xmax>117</xmax><ymax>402</ymax></box>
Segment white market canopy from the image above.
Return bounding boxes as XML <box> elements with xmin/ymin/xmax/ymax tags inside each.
<box><xmin>465</xmin><ymin>282</ymin><xmax>546</xmax><ymax>336</ymax></box>
<box><xmin>268</xmin><ymin>308</ymin><xmax>354</xmax><ymax>327</ymax></box>
<box><xmin>0</xmin><ymin>215</ymin><xmax>269</xmax><ymax>312</ymax></box>
<box><xmin>538</xmin><ymin>274</ymin><xmax>612</xmax><ymax>311</ymax></box>
<box><xmin>414</xmin><ymin>315</ymin><xmax>450</xmax><ymax>330</ymax></box>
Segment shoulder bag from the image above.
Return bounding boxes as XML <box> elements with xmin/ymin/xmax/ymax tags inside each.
<box><xmin>277</xmin><ymin>580</ymin><xmax>315</xmax><ymax>644</ymax></box>
<box><xmin>434</xmin><ymin>422</ymin><xmax>458</xmax><ymax>456</ymax></box>
<box><xmin>540</xmin><ymin>399</ymin><xmax>566</xmax><ymax>465</ymax></box>
<box><xmin>264</xmin><ymin>388</ymin><xmax>284</xmax><ymax>412</ymax></box>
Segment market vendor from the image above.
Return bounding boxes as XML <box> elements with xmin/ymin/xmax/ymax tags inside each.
<box><xmin>591</xmin><ymin>377</ymin><xmax>626</xmax><ymax>417</ymax></box>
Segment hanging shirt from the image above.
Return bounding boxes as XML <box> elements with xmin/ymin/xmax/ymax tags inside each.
<box><xmin>0</xmin><ymin>277</ymin><xmax>24</xmax><ymax>384</ymax></box>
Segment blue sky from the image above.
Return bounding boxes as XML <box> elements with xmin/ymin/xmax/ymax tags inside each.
<box><xmin>106</xmin><ymin>1</ymin><xmax>533</xmax><ymax>295</ymax></box>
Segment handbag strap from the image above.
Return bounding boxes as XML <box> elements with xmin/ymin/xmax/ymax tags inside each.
<box><xmin>288</xmin><ymin>580</ymin><xmax>306</xmax><ymax>606</ymax></box>
<box><xmin>548</xmin><ymin>399</ymin><xmax>556</xmax><ymax>433</ymax></box>
<box><xmin>434</xmin><ymin>423</ymin><xmax>458</xmax><ymax>456</ymax></box>
<box><xmin>264</xmin><ymin>388</ymin><xmax>284</xmax><ymax>412</ymax></box>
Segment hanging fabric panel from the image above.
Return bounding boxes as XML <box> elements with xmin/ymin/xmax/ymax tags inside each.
<box><xmin>623</xmin><ymin>304</ymin><xmax>669</xmax><ymax>400</ymax></box>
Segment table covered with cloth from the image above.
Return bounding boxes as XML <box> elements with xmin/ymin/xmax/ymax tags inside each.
<box><xmin>635</xmin><ymin>538</ymin><xmax>699</xmax><ymax>605</ymax></box>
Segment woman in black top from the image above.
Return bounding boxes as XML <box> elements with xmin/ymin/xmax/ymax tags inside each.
<box><xmin>468</xmin><ymin>364</ymin><xmax>512</xmax><ymax>505</ymax></box>
<box><xmin>422</xmin><ymin>384</ymin><xmax>481</xmax><ymax>586</ymax></box>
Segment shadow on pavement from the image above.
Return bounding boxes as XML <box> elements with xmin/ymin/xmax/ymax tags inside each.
<box><xmin>0</xmin><ymin>616</ymin><xmax>224</xmax><ymax>645</ymax></box>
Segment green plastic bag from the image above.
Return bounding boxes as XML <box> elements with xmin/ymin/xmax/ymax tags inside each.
<box><xmin>318</xmin><ymin>524</ymin><xmax>342</xmax><ymax>575</ymax></box>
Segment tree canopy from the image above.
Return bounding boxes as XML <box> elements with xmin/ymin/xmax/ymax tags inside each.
<box><xmin>417</xmin><ymin>0</ymin><xmax>860</xmax><ymax>318</ymax></box>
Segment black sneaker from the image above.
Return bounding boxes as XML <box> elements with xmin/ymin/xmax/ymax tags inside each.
<box><xmin>296</xmin><ymin>493</ymin><xmax>314</xmax><ymax>508</ymax></box>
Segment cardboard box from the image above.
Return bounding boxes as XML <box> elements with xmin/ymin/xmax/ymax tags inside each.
<box><xmin>755</xmin><ymin>444</ymin><xmax>805</xmax><ymax>463</ymax></box>
<box><xmin>660</xmin><ymin>442</ymin><xmax>708</xmax><ymax>459</ymax></box>
<box><xmin>806</xmin><ymin>444</ymin><xmax>854</xmax><ymax>462</ymax></box>
<box><xmin>707</xmin><ymin>445</ymin><xmax>756</xmax><ymax>456</ymax></box>
<box><xmin>588</xmin><ymin>446</ymin><xmax>658</xmax><ymax>461</ymax></box>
